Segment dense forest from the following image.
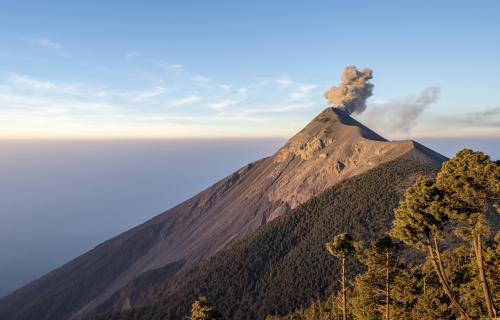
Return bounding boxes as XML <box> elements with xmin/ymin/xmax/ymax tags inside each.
<box><xmin>267</xmin><ymin>149</ymin><xmax>499</xmax><ymax>320</ymax></box>
<box><xmin>88</xmin><ymin>151</ymin><xmax>442</xmax><ymax>320</ymax></box>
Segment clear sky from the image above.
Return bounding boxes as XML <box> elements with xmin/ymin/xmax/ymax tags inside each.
<box><xmin>1</xmin><ymin>0</ymin><xmax>499</xmax><ymax>139</ymax></box>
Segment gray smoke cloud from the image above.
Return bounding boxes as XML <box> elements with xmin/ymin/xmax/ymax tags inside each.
<box><xmin>358</xmin><ymin>87</ymin><xmax>440</xmax><ymax>134</ymax></box>
<box><xmin>324</xmin><ymin>65</ymin><xmax>374</xmax><ymax>114</ymax></box>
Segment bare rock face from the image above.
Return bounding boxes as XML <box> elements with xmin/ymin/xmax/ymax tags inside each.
<box><xmin>0</xmin><ymin>107</ymin><xmax>447</xmax><ymax>320</ymax></box>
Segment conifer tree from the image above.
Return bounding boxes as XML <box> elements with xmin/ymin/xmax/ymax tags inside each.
<box><xmin>190</xmin><ymin>295</ymin><xmax>224</xmax><ymax>320</ymax></box>
<box><xmin>390</xmin><ymin>177</ymin><xmax>471</xmax><ymax>319</ymax></box>
<box><xmin>436</xmin><ymin>149</ymin><xmax>499</xmax><ymax>318</ymax></box>
<box><xmin>326</xmin><ymin>233</ymin><xmax>355</xmax><ymax>320</ymax></box>
<box><xmin>351</xmin><ymin>237</ymin><xmax>396</xmax><ymax>320</ymax></box>
<box><xmin>353</xmin><ymin>236</ymin><xmax>396</xmax><ymax>320</ymax></box>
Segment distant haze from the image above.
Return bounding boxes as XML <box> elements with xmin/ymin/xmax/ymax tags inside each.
<box><xmin>0</xmin><ymin>137</ymin><xmax>498</xmax><ymax>298</ymax></box>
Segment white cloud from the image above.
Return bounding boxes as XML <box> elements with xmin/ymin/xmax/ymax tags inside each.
<box><xmin>275</xmin><ymin>77</ymin><xmax>294</xmax><ymax>86</ymax></box>
<box><xmin>169</xmin><ymin>64</ymin><xmax>184</xmax><ymax>69</ymax></box>
<box><xmin>192</xmin><ymin>75</ymin><xmax>212</xmax><ymax>82</ymax></box>
<box><xmin>217</xmin><ymin>84</ymin><xmax>232</xmax><ymax>91</ymax></box>
<box><xmin>240</xmin><ymin>103</ymin><xmax>313</xmax><ymax>116</ymax></box>
<box><xmin>171</xmin><ymin>95</ymin><xmax>200</xmax><ymax>106</ymax></box>
<box><xmin>209</xmin><ymin>99</ymin><xmax>238</xmax><ymax>109</ymax></box>
<box><xmin>31</xmin><ymin>37</ymin><xmax>62</xmax><ymax>49</ymax></box>
<box><xmin>10</xmin><ymin>74</ymin><xmax>55</xmax><ymax>90</ymax></box>
<box><xmin>131</xmin><ymin>87</ymin><xmax>165</xmax><ymax>102</ymax></box>
<box><xmin>0</xmin><ymin>92</ymin><xmax>119</xmax><ymax>115</ymax></box>
<box><xmin>125</xmin><ymin>51</ymin><xmax>141</xmax><ymax>59</ymax></box>
<box><xmin>289</xmin><ymin>84</ymin><xmax>317</xmax><ymax>100</ymax></box>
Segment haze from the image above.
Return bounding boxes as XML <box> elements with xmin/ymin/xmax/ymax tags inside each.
<box><xmin>0</xmin><ymin>137</ymin><xmax>497</xmax><ymax>298</ymax></box>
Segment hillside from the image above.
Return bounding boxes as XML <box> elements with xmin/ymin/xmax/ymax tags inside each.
<box><xmin>0</xmin><ymin>107</ymin><xmax>446</xmax><ymax>320</ymax></box>
<box><xmin>88</xmin><ymin>152</ymin><xmax>441</xmax><ymax>320</ymax></box>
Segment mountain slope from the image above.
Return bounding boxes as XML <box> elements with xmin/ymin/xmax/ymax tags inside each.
<box><xmin>89</xmin><ymin>152</ymin><xmax>441</xmax><ymax>320</ymax></box>
<box><xmin>0</xmin><ymin>107</ymin><xmax>446</xmax><ymax>320</ymax></box>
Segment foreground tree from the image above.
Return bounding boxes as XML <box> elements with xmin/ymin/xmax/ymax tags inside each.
<box><xmin>390</xmin><ymin>177</ymin><xmax>471</xmax><ymax>319</ymax></box>
<box><xmin>351</xmin><ymin>236</ymin><xmax>397</xmax><ymax>320</ymax></box>
<box><xmin>436</xmin><ymin>149</ymin><xmax>500</xmax><ymax>318</ymax></box>
<box><xmin>190</xmin><ymin>295</ymin><xmax>224</xmax><ymax>320</ymax></box>
<box><xmin>326</xmin><ymin>233</ymin><xmax>355</xmax><ymax>320</ymax></box>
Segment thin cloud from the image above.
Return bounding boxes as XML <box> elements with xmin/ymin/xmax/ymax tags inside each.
<box><xmin>289</xmin><ymin>84</ymin><xmax>317</xmax><ymax>100</ymax></box>
<box><xmin>209</xmin><ymin>99</ymin><xmax>238</xmax><ymax>109</ymax></box>
<box><xmin>433</xmin><ymin>106</ymin><xmax>500</xmax><ymax>128</ymax></box>
<box><xmin>472</xmin><ymin>106</ymin><xmax>500</xmax><ymax>117</ymax></box>
<box><xmin>240</xmin><ymin>102</ymin><xmax>313</xmax><ymax>116</ymax></box>
<box><xmin>31</xmin><ymin>37</ymin><xmax>62</xmax><ymax>49</ymax></box>
<box><xmin>169</xmin><ymin>64</ymin><xmax>183</xmax><ymax>69</ymax></box>
<box><xmin>217</xmin><ymin>84</ymin><xmax>232</xmax><ymax>91</ymax></box>
<box><xmin>125</xmin><ymin>51</ymin><xmax>141</xmax><ymax>59</ymax></box>
<box><xmin>131</xmin><ymin>87</ymin><xmax>165</xmax><ymax>102</ymax></box>
<box><xmin>192</xmin><ymin>75</ymin><xmax>212</xmax><ymax>83</ymax></box>
<box><xmin>275</xmin><ymin>77</ymin><xmax>294</xmax><ymax>86</ymax></box>
<box><xmin>171</xmin><ymin>95</ymin><xmax>200</xmax><ymax>106</ymax></box>
<box><xmin>10</xmin><ymin>74</ymin><xmax>55</xmax><ymax>90</ymax></box>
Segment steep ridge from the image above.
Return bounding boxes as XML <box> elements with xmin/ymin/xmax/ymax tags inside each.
<box><xmin>0</xmin><ymin>107</ymin><xmax>446</xmax><ymax>320</ymax></box>
<box><xmin>89</xmin><ymin>152</ymin><xmax>442</xmax><ymax>320</ymax></box>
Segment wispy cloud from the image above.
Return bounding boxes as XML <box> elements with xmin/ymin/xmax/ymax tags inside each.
<box><xmin>240</xmin><ymin>102</ymin><xmax>313</xmax><ymax>116</ymax></box>
<box><xmin>209</xmin><ymin>99</ymin><xmax>238</xmax><ymax>109</ymax></box>
<box><xmin>125</xmin><ymin>51</ymin><xmax>141</xmax><ymax>59</ymax></box>
<box><xmin>217</xmin><ymin>84</ymin><xmax>232</xmax><ymax>91</ymax></box>
<box><xmin>169</xmin><ymin>64</ymin><xmax>183</xmax><ymax>69</ymax></box>
<box><xmin>10</xmin><ymin>74</ymin><xmax>55</xmax><ymax>90</ymax></box>
<box><xmin>171</xmin><ymin>95</ymin><xmax>200</xmax><ymax>106</ymax></box>
<box><xmin>192</xmin><ymin>75</ymin><xmax>212</xmax><ymax>83</ymax></box>
<box><xmin>8</xmin><ymin>73</ymin><xmax>81</xmax><ymax>94</ymax></box>
<box><xmin>275</xmin><ymin>77</ymin><xmax>294</xmax><ymax>86</ymax></box>
<box><xmin>31</xmin><ymin>37</ymin><xmax>62</xmax><ymax>49</ymax></box>
<box><xmin>131</xmin><ymin>87</ymin><xmax>165</xmax><ymax>102</ymax></box>
<box><xmin>289</xmin><ymin>84</ymin><xmax>317</xmax><ymax>100</ymax></box>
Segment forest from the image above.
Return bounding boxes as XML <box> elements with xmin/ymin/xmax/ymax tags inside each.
<box><xmin>204</xmin><ymin>149</ymin><xmax>499</xmax><ymax>320</ymax></box>
<box><xmin>90</xmin><ymin>149</ymin><xmax>498</xmax><ymax>320</ymax></box>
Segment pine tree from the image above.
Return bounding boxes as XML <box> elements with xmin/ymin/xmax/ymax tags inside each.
<box><xmin>436</xmin><ymin>149</ymin><xmax>500</xmax><ymax>318</ymax></box>
<box><xmin>190</xmin><ymin>295</ymin><xmax>225</xmax><ymax>320</ymax></box>
<box><xmin>390</xmin><ymin>177</ymin><xmax>471</xmax><ymax>319</ymax></box>
<box><xmin>326</xmin><ymin>233</ymin><xmax>355</xmax><ymax>320</ymax></box>
<box><xmin>351</xmin><ymin>237</ymin><xmax>397</xmax><ymax>320</ymax></box>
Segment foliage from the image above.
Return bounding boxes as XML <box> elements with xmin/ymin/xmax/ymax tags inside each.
<box><xmin>190</xmin><ymin>296</ymin><xmax>224</xmax><ymax>320</ymax></box>
<box><xmin>436</xmin><ymin>148</ymin><xmax>499</xmax><ymax>223</ymax></box>
<box><xmin>390</xmin><ymin>177</ymin><xmax>448</xmax><ymax>250</ymax></box>
<box><xmin>326</xmin><ymin>233</ymin><xmax>355</xmax><ymax>259</ymax></box>
<box><xmin>87</xmin><ymin>155</ymin><xmax>439</xmax><ymax>320</ymax></box>
<box><xmin>272</xmin><ymin>150</ymin><xmax>500</xmax><ymax>320</ymax></box>
<box><xmin>436</xmin><ymin>149</ymin><xmax>500</xmax><ymax>318</ymax></box>
<box><xmin>350</xmin><ymin>237</ymin><xmax>397</xmax><ymax>320</ymax></box>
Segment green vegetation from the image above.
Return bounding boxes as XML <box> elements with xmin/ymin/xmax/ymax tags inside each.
<box><xmin>88</xmin><ymin>153</ymin><xmax>439</xmax><ymax>320</ymax></box>
<box><xmin>89</xmin><ymin>149</ymin><xmax>498</xmax><ymax>320</ymax></box>
<box><xmin>190</xmin><ymin>296</ymin><xmax>224</xmax><ymax>320</ymax></box>
<box><xmin>270</xmin><ymin>149</ymin><xmax>499</xmax><ymax>320</ymax></box>
<box><xmin>326</xmin><ymin>233</ymin><xmax>355</xmax><ymax>320</ymax></box>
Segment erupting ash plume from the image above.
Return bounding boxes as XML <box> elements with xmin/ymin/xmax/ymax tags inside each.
<box><xmin>324</xmin><ymin>65</ymin><xmax>374</xmax><ymax>114</ymax></box>
<box><xmin>359</xmin><ymin>86</ymin><xmax>440</xmax><ymax>135</ymax></box>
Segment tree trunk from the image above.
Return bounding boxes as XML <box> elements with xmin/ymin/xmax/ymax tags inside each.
<box><xmin>342</xmin><ymin>257</ymin><xmax>346</xmax><ymax>320</ymax></box>
<box><xmin>427</xmin><ymin>243</ymin><xmax>471</xmax><ymax>319</ymax></box>
<box><xmin>472</xmin><ymin>233</ymin><xmax>497</xmax><ymax>318</ymax></box>
<box><xmin>385</xmin><ymin>251</ymin><xmax>390</xmax><ymax>320</ymax></box>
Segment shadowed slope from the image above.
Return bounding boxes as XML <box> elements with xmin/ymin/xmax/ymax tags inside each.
<box><xmin>89</xmin><ymin>151</ymin><xmax>441</xmax><ymax>320</ymax></box>
<box><xmin>0</xmin><ymin>107</ymin><xmax>446</xmax><ymax>320</ymax></box>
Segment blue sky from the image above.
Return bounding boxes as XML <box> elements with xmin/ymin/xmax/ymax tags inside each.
<box><xmin>1</xmin><ymin>0</ymin><xmax>499</xmax><ymax>138</ymax></box>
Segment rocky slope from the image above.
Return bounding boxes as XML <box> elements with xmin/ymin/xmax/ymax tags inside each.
<box><xmin>89</xmin><ymin>154</ymin><xmax>442</xmax><ymax>320</ymax></box>
<box><xmin>0</xmin><ymin>107</ymin><xmax>446</xmax><ymax>320</ymax></box>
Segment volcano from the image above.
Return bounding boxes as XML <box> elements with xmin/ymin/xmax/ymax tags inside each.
<box><xmin>0</xmin><ymin>107</ymin><xmax>446</xmax><ymax>320</ymax></box>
